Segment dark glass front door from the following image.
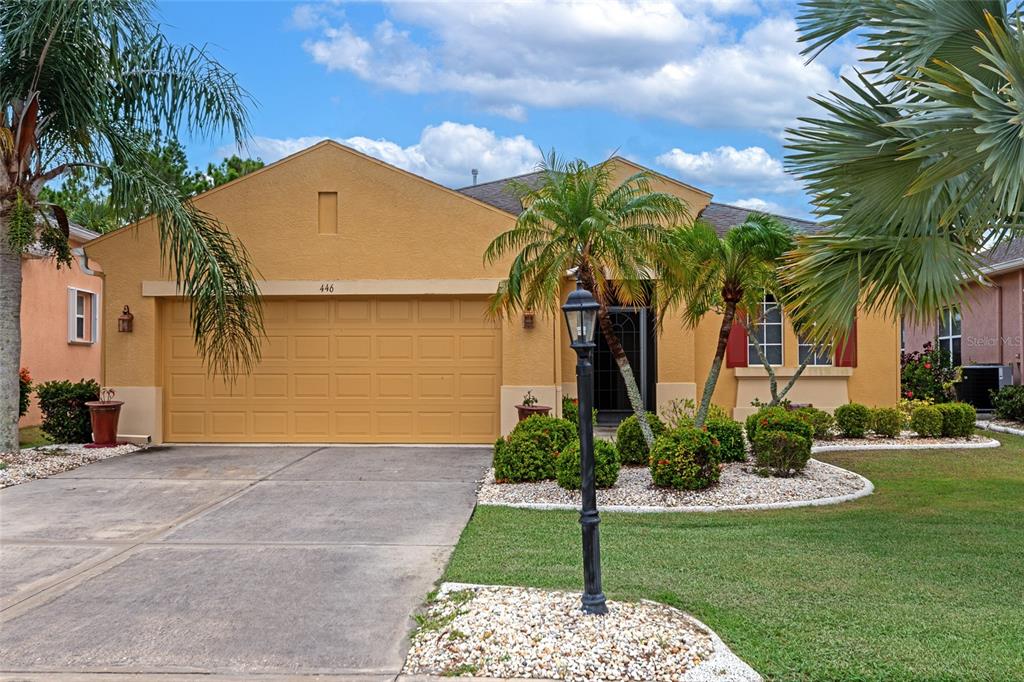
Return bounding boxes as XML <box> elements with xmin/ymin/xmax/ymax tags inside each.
<box><xmin>593</xmin><ymin>307</ymin><xmax>656</xmax><ymax>426</ymax></box>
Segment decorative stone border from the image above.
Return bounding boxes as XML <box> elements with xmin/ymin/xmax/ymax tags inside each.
<box><xmin>478</xmin><ymin>459</ymin><xmax>874</xmax><ymax>514</ymax></box>
<box><xmin>976</xmin><ymin>420</ymin><xmax>1024</xmax><ymax>437</ymax></box>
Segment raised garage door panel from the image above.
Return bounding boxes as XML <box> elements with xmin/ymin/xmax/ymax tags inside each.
<box><xmin>162</xmin><ymin>297</ymin><xmax>500</xmax><ymax>443</ymax></box>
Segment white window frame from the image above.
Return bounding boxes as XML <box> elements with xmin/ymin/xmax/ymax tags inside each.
<box><xmin>797</xmin><ymin>335</ymin><xmax>833</xmax><ymax>366</ymax></box>
<box><xmin>937</xmin><ymin>307</ymin><xmax>961</xmax><ymax>365</ymax></box>
<box><xmin>67</xmin><ymin>287</ymin><xmax>100</xmax><ymax>345</ymax></box>
<box><xmin>748</xmin><ymin>294</ymin><xmax>784</xmax><ymax>366</ymax></box>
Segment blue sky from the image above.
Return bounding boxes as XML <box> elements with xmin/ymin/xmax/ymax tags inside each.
<box><xmin>158</xmin><ymin>0</ymin><xmax>858</xmax><ymax>220</ymax></box>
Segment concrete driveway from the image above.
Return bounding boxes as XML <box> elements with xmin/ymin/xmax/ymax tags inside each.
<box><xmin>0</xmin><ymin>444</ymin><xmax>492</xmax><ymax>681</ymax></box>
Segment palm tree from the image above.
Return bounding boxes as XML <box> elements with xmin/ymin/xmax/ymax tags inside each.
<box><xmin>785</xmin><ymin>1</ymin><xmax>1024</xmax><ymax>339</ymax></box>
<box><xmin>484</xmin><ymin>152</ymin><xmax>689</xmax><ymax>446</ymax></box>
<box><xmin>660</xmin><ymin>214</ymin><xmax>794</xmax><ymax>427</ymax></box>
<box><xmin>0</xmin><ymin>1</ymin><xmax>262</xmax><ymax>453</ymax></box>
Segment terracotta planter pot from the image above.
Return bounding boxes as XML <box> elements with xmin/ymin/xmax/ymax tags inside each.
<box><xmin>84</xmin><ymin>400</ymin><xmax>124</xmax><ymax>448</ymax></box>
<box><xmin>515</xmin><ymin>404</ymin><xmax>551</xmax><ymax>422</ymax></box>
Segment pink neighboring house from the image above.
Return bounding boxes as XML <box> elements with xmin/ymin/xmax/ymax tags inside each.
<box><xmin>19</xmin><ymin>223</ymin><xmax>104</xmax><ymax>426</ymax></box>
<box><xmin>903</xmin><ymin>237</ymin><xmax>1024</xmax><ymax>384</ymax></box>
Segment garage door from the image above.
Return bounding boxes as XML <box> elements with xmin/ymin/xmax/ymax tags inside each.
<box><xmin>162</xmin><ymin>297</ymin><xmax>501</xmax><ymax>443</ymax></box>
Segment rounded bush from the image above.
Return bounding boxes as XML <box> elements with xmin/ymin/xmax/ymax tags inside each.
<box><xmin>935</xmin><ymin>402</ymin><xmax>976</xmax><ymax>438</ymax></box>
<box><xmin>745</xmin><ymin>406</ymin><xmax>787</xmax><ymax>444</ymax></box>
<box><xmin>649</xmin><ymin>427</ymin><xmax>721</xmax><ymax>490</ymax></box>
<box><xmin>991</xmin><ymin>385</ymin><xmax>1024</xmax><ymax>422</ymax></box>
<box><xmin>870</xmin><ymin>407</ymin><xmax>904</xmax><ymax>438</ymax></box>
<box><xmin>834</xmin><ymin>402</ymin><xmax>871</xmax><ymax>438</ymax></box>
<box><xmin>705</xmin><ymin>417</ymin><xmax>746</xmax><ymax>462</ymax></box>
<box><xmin>512</xmin><ymin>415</ymin><xmax>576</xmax><ymax>455</ymax></box>
<box><xmin>556</xmin><ymin>439</ymin><xmax>621</xmax><ymax>490</ymax></box>
<box><xmin>492</xmin><ymin>431</ymin><xmax>557</xmax><ymax>483</ymax></box>
<box><xmin>753</xmin><ymin>429</ymin><xmax>811</xmax><ymax>477</ymax></box>
<box><xmin>910</xmin><ymin>405</ymin><xmax>943</xmax><ymax>438</ymax></box>
<box><xmin>615</xmin><ymin>412</ymin><xmax>667</xmax><ymax>465</ymax></box>
<box><xmin>36</xmin><ymin>379</ymin><xmax>100</xmax><ymax>444</ymax></box>
<box><xmin>795</xmin><ymin>406</ymin><xmax>836</xmax><ymax>440</ymax></box>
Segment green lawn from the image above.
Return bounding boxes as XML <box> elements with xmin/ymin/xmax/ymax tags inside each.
<box><xmin>445</xmin><ymin>434</ymin><xmax>1024</xmax><ymax>681</ymax></box>
<box><xmin>18</xmin><ymin>425</ymin><xmax>51</xmax><ymax>448</ymax></box>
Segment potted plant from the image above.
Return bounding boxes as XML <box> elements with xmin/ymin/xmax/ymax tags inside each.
<box><xmin>85</xmin><ymin>388</ymin><xmax>124</xmax><ymax>448</ymax></box>
<box><xmin>515</xmin><ymin>390</ymin><xmax>551</xmax><ymax>422</ymax></box>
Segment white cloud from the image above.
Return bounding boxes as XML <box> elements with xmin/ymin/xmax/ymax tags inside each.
<box><xmin>220</xmin><ymin>122</ymin><xmax>543</xmax><ymax>187</ymax></box>
<box><xmin>730</xmin><ymin>197</ymin><xmax>788</xmax><ymax>214</ymax></box>
<box><xmin>298</xmin><ymin>3</ymin><xmax>843</xmax><ymax>132</ymax></box>
<box><xmin>656</xmin><ymin>145</ymin><xmax>795</xmax><ymax>194</ymax></box>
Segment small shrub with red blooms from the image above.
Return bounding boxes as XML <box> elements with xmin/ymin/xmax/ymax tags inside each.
<box><xmin>901</xmin><ymin>341</ymin><xmax>960</xmax><ymax>403</ymax></box>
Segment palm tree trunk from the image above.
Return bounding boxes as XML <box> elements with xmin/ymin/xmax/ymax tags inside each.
<box><xmin>577</xmin><ymin>266</ymin><xmax>655</xmax><ymax>447</ymax></box>
<box><xmin>742</xmin><ymin>320</ymin><xmax>811</xmax><ymax>406</ymax></box>
<box><xmin>696</xmin><ymin>301</ymin><xmax>737</xmax><ymax>428</ymax></box>
<box><xmin>0</xmin><ymin>212</ymin><xmax>23</xmax><ymax>454</ymax></box>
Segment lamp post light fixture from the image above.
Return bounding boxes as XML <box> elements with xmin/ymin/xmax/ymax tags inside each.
<box><xmin>561</xmin><ymin>279</ymin><xmax>608</xmax><ymax>616</ymax></box>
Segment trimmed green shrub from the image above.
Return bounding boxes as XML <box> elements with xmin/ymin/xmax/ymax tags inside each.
<box><xmin>745</xmin><ymin>406</ymin><xmax>787</xmax><ymax>444</ymax></box>
<box><xmin>493</xmin><ymin>431</ymin><xmax>557</xmax><ymax>482</ymax></box>
<box><xmin>753</xmin><ymin>429</ymin><xmax>811</xmax><ymax>477</ymax></box>
<box><xmin>19</xmin><ymin>368</ymin><xmax>32</xmax><ymax>418</ymax></box>
<box><xmin>910</xmin><ymin>405</ymin><xmax>943</xmax><ymax>438</ymax></box>
<box><xmin>512</xmin><ymin>415</ymin><xmax>576</xmax><ymax>455</ymax></box>
<box><xmin>561</xmin><ymin>396</ymin><xmax>579</xmax><ymax>426</ymax></box>
<box><xmin>935</xmin><ymin>402</ymin><xmax>976</xmax><ymax>438</ymax></box>
<box><xmin>615</xmin><ymin>412</ymin><xmax>667</xmax><ymax>465</ymax></box>
<box><xmin>705</xmin><ymin>417</ymin><xmax>746</xmax><ymax>462</ymax></box>
<box><xmin>752</xmin><ymin>409</ymin><xmax>813</xmax><ymax>443</ymax></box>
<box><xmin>36</xmin><ymin>379</ymin><xmax>100</xmax><ymax>443</ymax></box>
<box><xmin>556</xmin><ymin>439</ymin><xmax>621</xmax><ymax>490</ymax></box>
<box><xmin>991</xmin><ymin>385</ymin><xmax>1024</xmax><ymax>422</ymax></box>
<box><xmin>834</xmin><ymin>402</ymin><xmax>871</xmax><ymax>438</ymax></box>
<box><xmin>870</xmin><ymin>407</ymin><xmax>904</xmax><ymax>438</ymax></box>
<box><xmin>794</xmin><ymin>406</ymin><xmax>836</xmax><ymax>440</ymax></box>
<box><xmin>649</xmin><ymin>427</ymin><xmax>721</xmax><ymax>490</ymax></box>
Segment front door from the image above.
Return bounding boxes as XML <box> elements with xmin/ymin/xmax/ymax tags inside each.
<box><xmin>593</xmin><ymin>307</ymin><xmax>656</xmax><ymax>426</ymax></box>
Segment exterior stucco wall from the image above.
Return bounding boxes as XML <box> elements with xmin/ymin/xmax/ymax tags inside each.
<box><xmin>903</xmin><ymin>270</ymin><xmax>1024</xmax><ymax>383</ymax></box>
<box><xmin>19</xmin><ymin>242</ymin><xmax>103</xmax><ymax>426</ymax></box>
<box><xmin>87</xmin><ymin>141</ymin><xmax>899</xmax><ymax>441</ymax></box>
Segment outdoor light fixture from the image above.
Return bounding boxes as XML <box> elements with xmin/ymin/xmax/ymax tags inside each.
<box><xmin>523</xmin><ymin>310</ymin><xmax>535</xmax><ymax>329</ymax></box>
<box><xmin>117</xmin><ymin>305</ymin><xmax>134</xmax><ymax>333</ymax></box>
<box><xmin>561</xmin><ymin>279</ymin><xmax>607</xmax><ymax>615</ymax></box>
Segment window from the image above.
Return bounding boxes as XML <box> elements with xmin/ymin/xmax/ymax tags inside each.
<box><xmin>748</xmin><ymin>294</ymin><xmax>783</xmax><ymax>366</ymax></box>
<box><xmin>68</xmin><ymin>288</ymin><xmax>99</xmax><ymax>344</ymax></box>
<box><xmin>798</xmin><ymin>335</ymin><xmax>832</xmax><ymax>366</ymax></box>
<box><xmin>937</xmin><ymin>307</ymin><xmax>961</xmax><ymax>365</ymax></box>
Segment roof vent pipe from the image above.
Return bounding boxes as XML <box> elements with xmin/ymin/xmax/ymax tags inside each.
<box><xmin>471</xmin><ymin>168</ymin><xmax>478</xmax><ymax>185</ymax></box>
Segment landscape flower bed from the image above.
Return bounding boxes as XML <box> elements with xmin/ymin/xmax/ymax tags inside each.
<box><xmin>403</xmin><ymin>583</ymin><xmax>760</xmax><ymax>681</ymax></box>
<box><xmin>0</xmin><ymin>443</ymin><xmax>141</xmax><ymax>488</ymax></box>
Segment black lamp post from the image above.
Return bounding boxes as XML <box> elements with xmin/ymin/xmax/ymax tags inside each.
<box><xmin>561</xmin><ymin>280</ymin><xmax>608</xmax><ymax>616</ymax></box>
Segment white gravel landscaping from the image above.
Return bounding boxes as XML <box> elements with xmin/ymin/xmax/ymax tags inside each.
<box><xmin>0</xmin><ymin>442</ymin><xmax>141</xmax><ymax>488</ymax></box>
<box><xmin>478</xmin><ymin>458</ymin><xmax>871</xmax><ymax>512</ymax></box>
<box><xmin>811</xmin><ymin>432</ymin><xmax>998</xmax><ymax>451</ymax></box>
<box><xmin>403</xmin><ymin>583</ymin><xmax>760</xmax><ymax>681</ymax></box>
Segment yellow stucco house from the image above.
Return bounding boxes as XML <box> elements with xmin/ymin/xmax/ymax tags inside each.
<box><xmin>85</xmin><ymin>141</ymin><xmax>899</xmax><ymax>444</ymax></box>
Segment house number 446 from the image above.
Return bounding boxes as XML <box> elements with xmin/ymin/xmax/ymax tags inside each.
<box><xmin>319</xmin><ymin>283</ymin><xmax>335</xmax><ymax>293</ymax></box>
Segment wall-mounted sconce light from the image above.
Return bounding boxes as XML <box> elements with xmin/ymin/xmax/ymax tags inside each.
<box><xmin>118</xmin><ymin>305</ymin><xmax>134</xmax><ymax>333</ymax></box>
<box><xmin>523</xmin><ymin>310</ymin><xmax>535</xmax><ymax>329</ymax></box>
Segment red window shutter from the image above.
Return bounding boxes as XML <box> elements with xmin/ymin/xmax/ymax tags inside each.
<box><xmin>836</xmin><ymin>319</ymin><xmax>858</xmax><ymax>367</ymax></box>
<box><xmin>726</xmin><ymin>313</ymin><xmax>748</xmax><ymax>368</ymax></box>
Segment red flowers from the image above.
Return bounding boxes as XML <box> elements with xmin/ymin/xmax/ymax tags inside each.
<box><xmin>924</xmin><ymin>363</ymin><xmax>932</xmax><ymax>370</ymax></box>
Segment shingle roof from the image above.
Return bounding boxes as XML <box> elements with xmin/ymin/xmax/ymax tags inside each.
<box><xmin>979</xmin><ymin>235</ymin><xmax>1024</xmax><ymax>272</ymax></box>
<box><xmin>697</xmin><ymin>202</ymin><xmax>820</xmax><ymax>235</ymax></box>
<box><xmin>456</xmin><ymin>172</ymin><xmax>821</xmax><ymax>234</ymax></box>
<box><xmin>456</xmin><ymin>171</ymin><xmax>544</xmax><ymax>215</ymax></box>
